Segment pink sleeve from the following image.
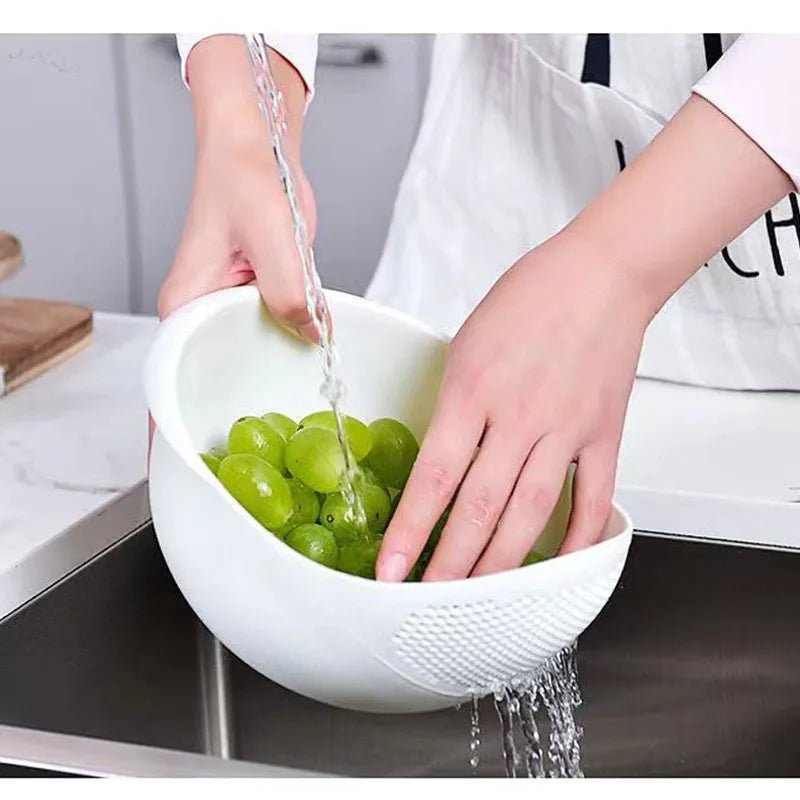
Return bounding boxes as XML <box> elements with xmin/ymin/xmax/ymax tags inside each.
<box><xmin>692</xmin><ymin>34</ymin><xmax>800</xmax><ymax>192</ymax></box>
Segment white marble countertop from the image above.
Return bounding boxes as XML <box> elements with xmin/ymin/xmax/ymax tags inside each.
<box><xmin>0</xmin><ymin>311</ymin><xmax>157</xmax><ymax>575</ymax></box>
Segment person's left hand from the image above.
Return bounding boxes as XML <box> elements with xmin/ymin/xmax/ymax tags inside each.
<box><xmin>375</xmin><ymin>232</ymin><xmax>650</xmax><ymax>582</ymax></box>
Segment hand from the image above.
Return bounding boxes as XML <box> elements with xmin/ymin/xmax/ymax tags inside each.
<box><xmin>158</xmin><ymin>35</ymin><xmax>317</xmax><ymax>337</ymax></box>
<box><xmin>151</xmin><ymin>36</ymin><xmax>315</xmax><ymax>461</ymax></box>
<box><xmin>376</xmin><ymin>233</ymin><xmax>649</xmax><ymax>582</ymax></box>
<box><xmin>376</xmin><ymin>93</ymin><xmax>793</xmax><ymax>582</ymax></box>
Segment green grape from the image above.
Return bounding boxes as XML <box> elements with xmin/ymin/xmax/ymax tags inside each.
<box><xmin>319</xmin><ymin>493</ymin><xmax>359</xmax><ymax>541</ymax></box>
<box><xmin>200</xmin><ymin>446</ymin><xmax>227</xmax><ymax>476</ymax></box>
<box><xmin>217</xmin><ymin>454</ymin><xmax>292</xmax><ymax>533</ymax></box>
<box><xmin>337</xmin><ymin>538</ymin><xmax>381</xmax><ymax>580</ymax></box>
<box><xmin>320</xmin><ymin>483</ymin><xmax>391</xmax><ymax>540</ymax></box>
<box><xmin>364</xmin><ymin>418</ymin><xmax>420</xmax><ymax>490</ymax></box>
<box><xmin>276</xmin><ymin>477</ymin><xmax>320</xmax><ymax>537</ymax></box>
<box><xmin>298</xmin><ymin>410</ymin><xmax>373</xmax><ymax>462</ymax></box>
<box><xmin>285</xmin><ymin>426</ymin><xmax>346</xmax><ymax>494</ymax></box>
<box><xmin>531</xmin><ymin>465</ymin><xmax>574</xmax><ymax>559</ymax></box>
<box><xmin>228</xmin><ymin>416</ymin><xmax>285</xmax><ymax>473</ymax></box>
<box><xmin>261</xmin><ymin>412</ymin><xmax>298</xmax><ymax>442</ymax></box>
<box><xmin>522</xmin><ymin>551</ymin><xmax>547</xmax><ymax>567</ymax></box>
<box><xmin>285</xmin><ymin>524</ymin><xmax>339</xmax><ymax>569</ymax></box>
<box><xmin>360</xmin><ymin>481</ymin><xmax>392</xmax><ymax>535</ymax></box>
<box><xmin>359</xmin><ymin>463</ymin><xmax>384</xmax><ymax>488</ymax></box>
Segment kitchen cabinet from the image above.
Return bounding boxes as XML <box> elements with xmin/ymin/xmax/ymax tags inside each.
<box><xmin>116</xmin><ymin>34</ymin><xmax>196</xmax><ymax>314</ymax></box>
<box><xmin>0</xmin><ymin>35</ymin><xmax>133</xmax><ymax>312</ymax></box>
<box><xmin>0</xmin><ymin>34</ymin><xmax>432</xmax><ymax>315</ymax></box>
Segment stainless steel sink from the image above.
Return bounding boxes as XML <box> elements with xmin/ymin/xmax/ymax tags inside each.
<box><xmin>1</xmin><ymin>483</ymin><xmax>798</xmax><ymax>777</ymax></box>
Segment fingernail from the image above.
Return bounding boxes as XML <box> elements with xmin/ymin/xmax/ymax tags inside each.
<box><xmin>378</xmin><ymin>552</ymin><xmax>407</xmax><ymax>582</ymax></box>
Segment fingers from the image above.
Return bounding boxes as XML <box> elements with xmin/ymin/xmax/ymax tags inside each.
<box><xmin>470</xmin><ymin>435</ymin><xmax>574</xmax><ymax>577</ymax></box>
<box><xmin>159</xmin><ymin>137</ymin><xmax>319</xmax><ymax>345</ymax></box>
<box><xmin>558</xmin><ymin>440</ymin><xmax>617</xmax><ymax>555</ymax></box>
<box><xmin>422</xmin><ymin>426</ymin><xmax>531</xmax><ymax>582</ymax></box>
<box><xmin>376</xmin><ymin>390</ymin><xmax>485</xmax><ymax>582</ymax></box>
<box><xmin>237</xmin><ymin>168</ymin><xmax>322</xmax><ymax>343</ymax></box>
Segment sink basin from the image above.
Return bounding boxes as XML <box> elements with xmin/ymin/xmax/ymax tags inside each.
<box><xmin>0</xmin><ymin>484</ymin><xmax>798</xmax><ymax>777</ymax></box>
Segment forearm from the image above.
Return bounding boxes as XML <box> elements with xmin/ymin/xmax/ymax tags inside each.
<box><xmin>186</xmin><ymin>34</ymin><xmax>307</xmax><ymax>160</ymax></box>
<box><xmin>561</xmin><ymin>93</ymin><xmax>794</xmax><ymax>322</ymax></box>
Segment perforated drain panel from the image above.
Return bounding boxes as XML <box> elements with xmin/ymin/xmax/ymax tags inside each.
<box><xmin>392</xmin><ymin>573</ymin><xmax>618</xmax><ymax>690</ymax></box>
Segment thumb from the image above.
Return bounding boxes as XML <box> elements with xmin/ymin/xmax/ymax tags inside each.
<box><xmin>237</xmin><ymin>191</ymin><xmax>326</xmax><ymax>344</ymax></box>
<box><xmin>158</xmin><ymin>228</ymin><xmax>252</xmax><ymax>320</ymax></box>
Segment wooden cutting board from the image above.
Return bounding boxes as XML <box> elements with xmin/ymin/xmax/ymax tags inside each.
<box><xmin>0</xmin><ymin>233</ymin><xmax>93</xmax><ymax>396</ymax></box>
<box><xmin>0</xmin><ymin>297</ymin><xmax>93</xmax><ymax>396</ymax></box>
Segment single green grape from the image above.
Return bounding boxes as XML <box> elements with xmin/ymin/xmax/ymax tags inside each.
<box><xmin>276</xmin><ymin>477</ymin><xmax>320</xmax><ymax>538</ymax></box>
<box><xmin>261</xmin><ymin>412</ymin><xmax>298</xmax><ymax>442</ymax></box>
<box><xmin>320</xmin><ymin>482</ymin><xmax>391</xmax><ymax>540</ymax></box>
<box><xmin>285</xmin><ymin>426</ymin><xmax>346</xmax><ymax>494</ymax></box>
<box><xmin>217</xmin><ymin>453</ymin><xmax>292</xmax><ymax>533</ymax></box>
<box><xmin>200</xmin><ymin>445</ymin><xmax>227</xmax><ymax>476</ymax></box>
<box><xmin>319</xmin><ymin>493</ymin><xmax>358</xmax><ymax>541</ymax></box>
<box><xmin>337</xmin><ymin>538</ymin><xmax>381</xmax><ymax>580</ymax></box>
<box><xmin>364</xmin><ymin>418</ymin><xmax>420</xmax><ymax>490</ymax></box>
<box><xmin>285</xmin><ymin>524</ymin><xmax>339</xmax><ymax>569</ymax></box>
<box><xmin>227</xmin><ymin>416</ymin><xmax>286</xmax><ymax>473</ymax></box>
<box><xmin>360</xmin><ymin>481</ymin><xmax>392</xmax><ymax>535</ymax></box>
<box><xmin>298</xmin><ymin>410</ymin><xmax>373</xmax><ymax>462</ymax></box>
<box><xmin>359</xmin><ymin>463</ymin><xmax>384</xmax><ymax>488</ymax></box>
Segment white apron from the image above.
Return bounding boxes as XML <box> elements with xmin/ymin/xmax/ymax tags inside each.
<box><xmin>366</xmin><ymin>34</ymin><xmax>800</xmax><ymax>391</ymax></box>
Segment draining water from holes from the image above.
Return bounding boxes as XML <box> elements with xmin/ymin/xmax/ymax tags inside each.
<box><xmin>471</xmin><ymin>642</ymin><xmax>584</xmax><ymax>778</ymax></box>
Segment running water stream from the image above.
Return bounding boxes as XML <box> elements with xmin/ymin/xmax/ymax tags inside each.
<box><xmin>245</xmin><ymin>34</ymin><xmax>367</xmax><ymax>532</ymax></box>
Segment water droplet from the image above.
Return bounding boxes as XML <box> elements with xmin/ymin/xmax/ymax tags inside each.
<box><xmin>468</xmin><ymin>695</ymin><xmax>481</xmax><ymax>774</ymax></box>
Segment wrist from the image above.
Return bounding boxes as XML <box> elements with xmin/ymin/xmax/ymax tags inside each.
<box><xmin>556</xmin><ymin>94</ymin><xmax>793</xmax><ymax>327</ymax></box>
<box><xmin>541</xmin><ymin>224</ymin><xmax>661</xmax><ymax>334</ymax></box>
<box><xmin>189</xmin><ymin>35</ymin><xmax>306</xmax><ymax>160</ymax></box>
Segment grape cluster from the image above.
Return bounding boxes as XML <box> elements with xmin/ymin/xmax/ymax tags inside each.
<box><xmin>200</xmin><ymin>410</ymin><xmax>440</xmax><ymax>581</ymax></box>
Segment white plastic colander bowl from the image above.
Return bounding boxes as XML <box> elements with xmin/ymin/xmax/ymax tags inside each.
<box><xmin>144</xmin><ymin>285</ymin><xmax>633</xmax><ymax>714</ymax></box>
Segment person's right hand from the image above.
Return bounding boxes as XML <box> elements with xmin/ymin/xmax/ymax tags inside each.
<box><xmin>158</xmin><ymin>34</ymin><xmax>317</xmax><ymax>340</ymax></box>
<box><xmin>151</xmin><ymin>35</ymin><xmax>316</xmax><ymax>458</ymax></box>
